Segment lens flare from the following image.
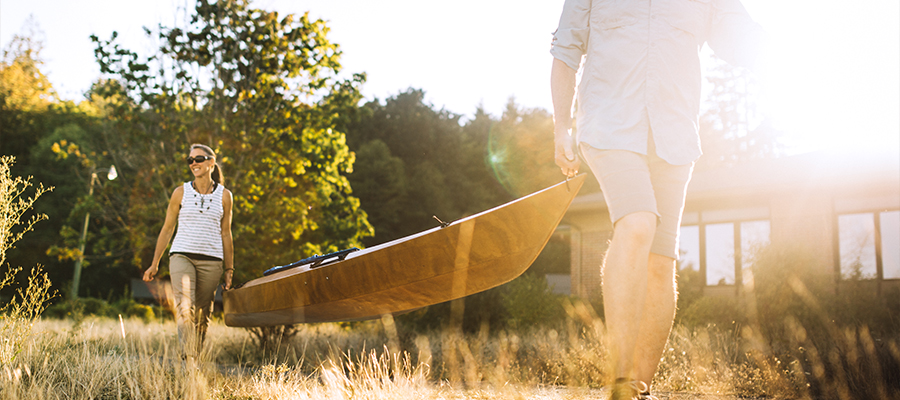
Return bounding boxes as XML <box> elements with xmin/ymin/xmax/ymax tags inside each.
<box><xmin>485</xmin><ymin>121</ymin><xmax>560</xmax><ymax>198</ymax></box>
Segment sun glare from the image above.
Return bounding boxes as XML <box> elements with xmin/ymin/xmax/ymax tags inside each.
<box><xmin>743</xmin><ymin>0</ymin><xmax>900</xmax><ymax>156</ymax></box>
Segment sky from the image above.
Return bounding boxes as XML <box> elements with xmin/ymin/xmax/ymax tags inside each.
<box><xmin>2</xmin><ymin>0</ymin><xmax>899</xmax><ymax>155</ymax></box>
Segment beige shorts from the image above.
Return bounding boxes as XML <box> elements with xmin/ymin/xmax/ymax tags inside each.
<box><xmin>581</xmin><ymin>142</ymin><xmax>694</xmax><ymax>259</ymax></box>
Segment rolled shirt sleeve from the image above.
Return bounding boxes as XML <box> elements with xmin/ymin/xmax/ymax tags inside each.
<box><xmin>550</xmin><ymin>0</ymin><xmax>591</xmax><ymax>71</ymax></box>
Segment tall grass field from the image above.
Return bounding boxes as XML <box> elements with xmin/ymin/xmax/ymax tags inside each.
<box><xmin>1</xmin><ymin>294</ymin><xmax>898</xmax><ymax>400</ymax></box>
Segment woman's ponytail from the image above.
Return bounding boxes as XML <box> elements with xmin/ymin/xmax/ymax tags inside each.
<box><xmin>211</xmin><ymin>163</ymin><xmax>225</xmax><ymax>185</ymax></box>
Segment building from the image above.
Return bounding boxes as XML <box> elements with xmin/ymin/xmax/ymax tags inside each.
<box><xmin>559</xmin><ymin>150</ymin><xmax>900</xmax><ymax>299</ymax></box>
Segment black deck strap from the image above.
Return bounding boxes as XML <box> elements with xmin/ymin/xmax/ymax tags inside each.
<box><xmin>263</xmin><ymin>247</ymin><xmax>360</xmax><ymax>276</ymax></box>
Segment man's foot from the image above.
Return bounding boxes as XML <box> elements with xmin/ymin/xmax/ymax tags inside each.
<box><xmin>609</xmin><ymin>379</ymin><xmax>648</xmax><ymax>400</ymax></box>
<box><xmin>638</xmin><ymin>390</ymin><xmax>660</xmax><ymax>400</ymax></box>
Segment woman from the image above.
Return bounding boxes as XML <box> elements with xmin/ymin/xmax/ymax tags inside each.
<box><xmin>143</xmin><ymin>144</ymin><xmax>234</xmax><ymax>355</ymax></box>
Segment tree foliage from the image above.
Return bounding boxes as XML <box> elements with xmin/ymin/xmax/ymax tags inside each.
<box><xmin>343</xmin><ymin>90</ymin><xmax>563</xmax><ymax>247</ymax></box>
<box><xmin>0</xmin><ymin>23</ymin><xmax>109</xmax><ymax>297</ymax></box>
<box><xmin>77</xmin><ymin>0</ymin><xmax>372</xmax><ymax>284</ymax></box>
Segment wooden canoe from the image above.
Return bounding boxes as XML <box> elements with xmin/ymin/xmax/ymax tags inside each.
<box><xmin>223</xmin><ymin>174</ymin><xmax>586</xmax><ymax>327</ymax></box>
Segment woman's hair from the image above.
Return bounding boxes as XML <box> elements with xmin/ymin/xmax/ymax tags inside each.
<box><xmin>190</xmin><ymin>144</ymin><xmax>225</xmax><ymax>185</ymax></box>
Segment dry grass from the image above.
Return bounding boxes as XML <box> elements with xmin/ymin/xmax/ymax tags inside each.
<box><xmin>0</xmin><ymin>317</ymin><xmax>591</xmax><ymax>399</ymax></box>
<box><xmin>0</xmin><ymin>318</ymin><xmax>852</xmax><ymax>399</ymax></box>
<box><xmin>4</xmin><ymin>312</ymin><xmax>895</xmax><ymax>400</ymax></box>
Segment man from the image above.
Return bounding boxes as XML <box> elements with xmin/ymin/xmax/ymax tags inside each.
<box><xmin>549</xmin><ymin>1</ymin><xmax>765</xmax><ymax>399</ymax></box>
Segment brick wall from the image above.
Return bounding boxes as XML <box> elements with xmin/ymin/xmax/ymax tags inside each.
<box><xmin>571</xmin><ymin>229</ymin><xmax>612</xmax><ymax>300</ymax></box>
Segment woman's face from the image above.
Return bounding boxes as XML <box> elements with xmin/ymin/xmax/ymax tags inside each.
<box><xmin>187</xmin><ymin>148</ymin><xmax>215</xmax><ymax>179</ymax></box>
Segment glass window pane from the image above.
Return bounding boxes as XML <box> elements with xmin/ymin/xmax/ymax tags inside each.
<box><xmin>678</xmin><ymin>225</ymin><xmax>700</xmax><ymax>271</ymax></box>
<box><xmin>706</xmin><ymin>223</ymin><xmax>735</xmax><ymax>285</ymax></box>
<box><xmin>741</xmin><ymin>220</ymin><xmax>771</xmax><ymax>270</ymax></box>
<box><xmin>881</xmin><ymin>211</ymin><xmax>900</xmax><ymax>279</ymax></box>
<box><xmin>838</xmin><ymin>213</ymin><xmax>877</xmax><ymax>279</ymax></box>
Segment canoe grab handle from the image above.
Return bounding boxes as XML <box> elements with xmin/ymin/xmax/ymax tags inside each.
<box><xmin>432</xmin><ymin>215</ymin><xmax>451</xmax><ymax>228</ymax></box>
<box><xmin>263</xmin><ymin>247</ymin><xmax>360</xmax><ymax>276</ymax></box>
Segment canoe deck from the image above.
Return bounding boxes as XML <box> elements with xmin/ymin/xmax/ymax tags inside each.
<box><xmin>224</xmin><ymin>174</ymin><xmax>586</xmax><ymax>327</ymax></box>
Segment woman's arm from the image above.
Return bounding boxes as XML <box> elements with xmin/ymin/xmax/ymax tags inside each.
<box><xmin>143</xmin><ymin>186</ymin><xmax>183</xmax><ymax>282</ymax></box>
<box><xmin>221</xmin><ymin>188</ymin><xmax>235</xmax><ymax>289</ymax></box>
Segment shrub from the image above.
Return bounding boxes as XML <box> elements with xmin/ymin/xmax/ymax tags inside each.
<box><xmin>42</xmin><ymin>299</ymin><xmax>74</xmax><ymax>319</ymax></box>
<box><xmin>500</xmin><ymin>272</ymin><xmax>565</xmax><ymax>330</ymax></box>
<box><xmin>0</xmin><ymin>156</ymin><xmax>55</xmax><ymax>364</ymax></box>
<box><xmin>395</xmin><ymin>272</ymin><xmax>567</xmax><ymax>333</ymax></box>
<box><xmin>80</xmin><ymin>297</ymin><xmax>114</xmax><ymax>316</ymax></box>
<box><xmin>396</xmin><ymin>286</ymin><xmax>506</xmax><ymax>333</ymax></box>
<box><xmin>111</xmin><ymin>293</ymin><xmax>159</xmax><ymax>322</ymax></box>
<box><xmin>676</xmin><ymin>265</ymin><xmax>703</xmax><ymax>316</ymax></box>
<box><xmin>677</xmin><ymin>295</ymin><xmax>746</xmax><ymax>329</ymax></box>
<box><xmin>735</xmin><ymin>242</ymin><xmax>900</xmax><ymax>398</ymax></box>
<box><xmin>44</xmin><ymin>295</ymin><xmax>163</xmax><ymax>323</ymax></box>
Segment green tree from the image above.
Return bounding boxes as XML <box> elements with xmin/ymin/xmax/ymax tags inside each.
<box><xmin>484</xmin><ymin>98</ymin><xmax>561</xmax><ymax>198</ymax></box>
<box><xmin>0</xmin><ymin>23</ymin><xmax>112</xmax><ymax>297</ymax></box>
<box><xmin>345</xmin><ymin>89</ymin><xmax>512</xmax><ymax>246</ymax></box>
<box><xmin>347</xmin><ymin>139</ymin><xmax>408</xmax><ymax>245</ymax></box>
<box><xmin>82</xmin><ymin>0</ymin><xmax>372</xmax><ymax>284</ymax></box>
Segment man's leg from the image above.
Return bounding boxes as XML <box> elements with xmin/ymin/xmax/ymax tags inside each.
<box><xmin>581</xmin><ymin>144</ymin><xmax>680</xmax><ymax>396</ymax></box>
<box><xmin>634</xmin><ymin>253</ymin><xmax>677</xmax><ymax>385</ymax></box>
<box><xmin>632</xmin><ymin>144</ymin><xmax>693</xmax><ymax>390</ymax></box>
<box><xmin>602</xmin><ymin>211</ymin><xmax>658</xmax><ymax>381</ymax></box>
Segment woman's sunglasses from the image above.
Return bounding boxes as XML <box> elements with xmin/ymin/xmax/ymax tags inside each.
<box><xmin>186</xmin><ymin>155</ymin><xmax>214</xmax><ymax>165</ymax></box>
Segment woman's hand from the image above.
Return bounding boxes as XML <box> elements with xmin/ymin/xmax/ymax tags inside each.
<box><xmin>224</xmin><ymin>269</ymin><xmax>233</xmax><ymax>290</ymax></box>
<box><xmin>143</xmin><ymin>265</ymin><xmax>158</xmax><ymax>282</ymax></box>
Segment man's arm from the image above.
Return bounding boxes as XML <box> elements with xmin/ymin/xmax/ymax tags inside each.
<box><xmin>549</xmin><ymin>0</ymin><xmax>589</xmax><ymax>177</ymax></box>
<box><xmin>551</xmin><ymin>58</ymin><xmax>581</xmax><ymax>177</ymax></box>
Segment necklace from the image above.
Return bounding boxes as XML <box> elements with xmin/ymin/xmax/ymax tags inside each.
<box><xmin>193</xmin><ymin>180</ymin><xmax>215</xmax><ymax>194</ymax></box>
<box><xmin>191</xmin><ymin>181</ymin><xmax>218</xmax><ymax>213</ymax></box>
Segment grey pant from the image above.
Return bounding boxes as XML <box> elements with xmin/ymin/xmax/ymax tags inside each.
<box><xmin>169</xmin><ymin>254</ymin><xmax>222</xmax><ymax>354</ymax></box>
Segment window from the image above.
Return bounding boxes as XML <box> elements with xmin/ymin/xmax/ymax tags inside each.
<box><xmin>882</xmin><ymin>211</ymin><xmax>900</xmax><ymax>279</ymax></box>
<box><xmin>741</xmin><ymin>220</ymin><xmax>771</xmax><ymax>270</ymax></box>
<box><xmin>706</xmin><ymin>223</ymin><xmax>735</xmax><ymax>286</ymax></box>
<box><xmin>838</xmin><ymin>210</ymin><xmax>900</xmax><ymax>280</ymax></box>
<box><xmin>678</xmin><ymin>214</ymin><xmax>768</xmax><ymax>286</ymax></box>
<box><xmin>838</xmin><ymin>213</ymin><xmax>878</xmax><ymax>279</ymax></box>
<box><xmin>678</xmin><ymin>225</ymin><xmax>700</xmax><ymax>271</ymax></box>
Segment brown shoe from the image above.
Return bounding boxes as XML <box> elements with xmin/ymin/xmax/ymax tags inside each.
<box><xmin>609</xmin><ymin>379</ymin><xmax>649</xmax><ymax>400</ymax></box>
<box><xmin>638</xmin><ymin>390</ymin><xmax>660</xmax><ymax>400</ymax></box>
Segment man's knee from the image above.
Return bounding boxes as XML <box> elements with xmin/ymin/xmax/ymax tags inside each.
<box><xmin>614</xmin><ymin>212</ymin><xmax>658</xmax><ymax>245</ymax></box>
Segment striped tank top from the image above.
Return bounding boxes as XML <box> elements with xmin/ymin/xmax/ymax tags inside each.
<box><xmin>169</xmin><ymin>181</ymin><xmax>225</xmax><ymax>259</ymax></box>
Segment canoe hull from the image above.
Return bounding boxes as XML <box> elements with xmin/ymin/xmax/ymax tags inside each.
<box><xmin>224</xmin><ymin>175</ymin><xmax>586</xmax><ymax>327</ymax></box>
